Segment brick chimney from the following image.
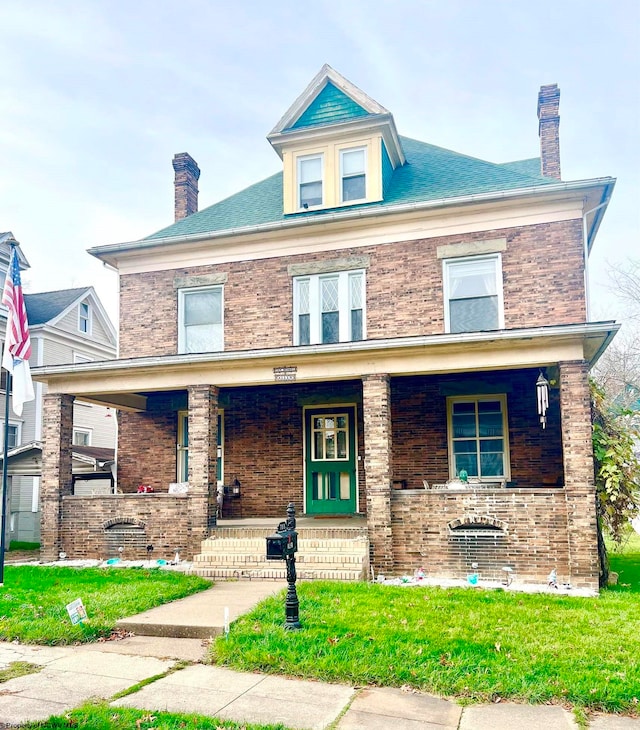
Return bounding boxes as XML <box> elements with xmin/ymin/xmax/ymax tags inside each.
<box><xmin>537</xmin><ymin>84</ymin><xmax>561</xmax><ymax>179</ymax></box>
<box><xmin>172</xmin><ymin>152</ymin><xmax>200</xmax><ymax>221</ymax></box>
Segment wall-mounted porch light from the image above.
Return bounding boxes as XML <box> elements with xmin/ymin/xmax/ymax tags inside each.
<box><xmin>536</xmin><ymin>371</ymin><xmax>550</xmax><ymax>429</ymax></box>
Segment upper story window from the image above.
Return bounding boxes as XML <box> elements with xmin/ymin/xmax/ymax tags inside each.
<box><xmin>294</xmin><ymin>271</ymin><xmax>365</xmax><ymax>346</ymax></box>
<box><xmin>443</xmin><ymin>254</ymin><xmax>504</xmax><ymax>334</ymax></box>
<box><xmin>178</xmin><ymin>286</ymin><xmax>224</xmax><ymax>354</ymax></box>
<box><xmin>447</xmin><ymin>395</ymin><xmax>510</xmax><ymax>480</ymax></box>
<box><xmin>298</xmin><ymin>154</ymin><xmax>323</xmax><ymax>209</ymax></box>
<box><xmin>73</xmin><ymin>353</ymin><xmax>92</xmax><ymax>364</ymax></box>
<box><xmin>79</xmin><ymin>301</ymin><xmax>91</xmax><ymax>334</ymax></box>
<box><xmin>340</xmin><ymin>147</ymin><xmax>366</xmax><ymax>202</ymax></box>
<box><xmin>3</xmin><ymin>422</ymin><xmax>20</xmax><ymax>450</ymax></box>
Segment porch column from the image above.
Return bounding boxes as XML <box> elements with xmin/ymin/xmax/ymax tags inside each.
<box><xmin>40</xmin><ymin>393</ymin><xmax>74</xmax><ymax>561</ymax></box>
<box><xmin>188</xmin><ymin>385</ymin><xmax>219</xmax><ymax>537</ymax></box>
<box><xmin>559</xmin><ymin>360</ymin><xmax>598</xmax><ymax>589</ymax></box>
<box><xmin>362</xmin><ymin>374</ymin><xmax>394</xmax><ymax>575</ymax></box>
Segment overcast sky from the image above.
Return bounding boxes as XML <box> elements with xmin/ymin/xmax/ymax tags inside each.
<box><xmin>0</xmin><ymin>0</ymin><xmax>638</xmax><ymax>328</ymax></box>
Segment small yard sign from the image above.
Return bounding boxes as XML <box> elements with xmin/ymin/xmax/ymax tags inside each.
<box><xmin>66</xmin><ymin>598</ymin><xmax>87</xmax><ymax>625</ymax></box>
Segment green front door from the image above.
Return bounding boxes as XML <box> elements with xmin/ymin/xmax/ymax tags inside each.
<box><xmin>305</xmin><ymin>407</ymin><xmax>357</xmax><ymax>515</ymax></box>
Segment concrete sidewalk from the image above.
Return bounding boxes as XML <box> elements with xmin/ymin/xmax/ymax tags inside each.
<box><xmin>0</xmin><ymin>577</ymin><xmax>638</xmax><ymax>729</ymax></box>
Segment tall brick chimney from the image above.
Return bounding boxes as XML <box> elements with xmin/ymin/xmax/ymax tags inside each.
<box><xmin>537</xmin><ymin>84</ymin><xmax>561</xmax><ymax>179</ymax></box>
<box><xmin>172</xmin><ymin>152</ymin><xmax>200</xmax><ymax>221</ymax></box>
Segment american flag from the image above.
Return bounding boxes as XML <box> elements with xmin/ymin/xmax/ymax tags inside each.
<box><xmin>2</xmin><ymin>245</ymin><xmax>34</xmax><ymax>416</ymax></box>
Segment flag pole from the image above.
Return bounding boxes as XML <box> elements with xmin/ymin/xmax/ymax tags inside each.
<box><xmin>0</xmin><ymin>369</ymin><xmax>11</xmax><ymax>586</ymax></box>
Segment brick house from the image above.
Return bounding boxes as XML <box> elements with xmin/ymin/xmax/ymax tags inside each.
<box><xmin>33</xmin><ymin>66</ymin><xmax>618</xmax><ymax>589</ymax></box>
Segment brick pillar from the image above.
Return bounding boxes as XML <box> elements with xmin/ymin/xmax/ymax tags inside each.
<box><xmin>537</xmin><ymin>84</ymin><xmax>561</xmax><ymax>179</ymax></box>
<box><xmin>172</xmin><ymin>152</ymin><xmax>200</xmax><ymax>221</ymax></box>
<box><xmin>40</xmin><ymin>394</ymin><xmax>74</xmax><ymax>561</ymax></box>
<box><xmin>188</xmin><ymin>385</ymin><xmax>218</xmax><ymax>538</ymax></box>
<box><xmin>559</xmin><ymin>360</ymin><xmax>598</xmax><ymax>590</ymax></box>
<box><xmin>362</xmin><ymin>374</ymin><xmax>394</xmax><ymax>575</ymax></box>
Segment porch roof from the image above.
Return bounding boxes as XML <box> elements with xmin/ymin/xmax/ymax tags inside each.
<box><xmin>31</xmin><ymin>321</ymin><xmax>619</xmax><ymax>412</ymax></box>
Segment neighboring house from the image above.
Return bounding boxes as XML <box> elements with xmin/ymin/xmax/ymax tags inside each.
<box><xmin>33</xmin><ymin>66</ymin><xmax>618</xmax><ymax>589</ymax></box>
<box><xmin>0</xmin><ymin>234</ymin><xmax>117</xmax><ymax>542</ymax></box>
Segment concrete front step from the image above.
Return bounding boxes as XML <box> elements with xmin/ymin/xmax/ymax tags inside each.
<box><xmin>195</xmin><ymin>567</ymin><xmax>365</xmax><ymax>581</ymax></box>
<box><xmin>194</xmin><ymin>526</ymin><xmax>369</xmax><ymax>582</ymax></box>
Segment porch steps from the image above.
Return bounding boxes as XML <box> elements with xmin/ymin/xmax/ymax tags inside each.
<box><xmin>193</xmin><ymin>526</ymin><xmax>369</xmax><ymax>581</ymax></box>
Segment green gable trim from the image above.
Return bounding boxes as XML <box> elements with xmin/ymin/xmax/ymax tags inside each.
<box><xmin>289</xmin><ymin>81</ymin><xmax>370</xmax><ymax>130</ymax></box>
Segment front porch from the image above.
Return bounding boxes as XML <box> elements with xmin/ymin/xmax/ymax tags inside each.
<box><xmin>34</xmin><ymin>325</ymin><xmax>611</xmax><ymax>590</ymax></box>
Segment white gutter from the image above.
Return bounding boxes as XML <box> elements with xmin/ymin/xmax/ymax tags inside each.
<box><xmin>88</xmin><ymin>177</ymin><xmax>616</xmax><ymax>261</ymax></box>
<box><xmin>32</xmin><ymin>320</ymin><xmax>620</xmax><ymax>378</ymax></box>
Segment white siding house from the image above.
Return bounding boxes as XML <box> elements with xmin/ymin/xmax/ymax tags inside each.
<box><xmin>0</xmin><ymin>233</ymin><xmax>117</xmax><ymax>543</ymax></box>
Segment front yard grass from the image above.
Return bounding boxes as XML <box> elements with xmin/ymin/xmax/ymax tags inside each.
<box><xmin>212</xmin><ymin>546</ymin><xmax>640</xmax><ymax>714</ymax></box>
<box><xmin>20</xmin><ymin>703</ymin><xmax>289</xmax><ymax>730</ymax></box>
<box><xmin>0</xmin><ymin>565</ymin><xmax>210</xmax><ymax>644</ymax></box>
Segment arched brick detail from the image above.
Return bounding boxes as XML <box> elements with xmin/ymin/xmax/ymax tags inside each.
<box><xmin>103</xmin><ymin>517</ymin><xmax>146</xmax><ymax>530</ymax></box>
<box><xmin>448</xmin><ymin>515</ymin><xmax>508</xmax><ymax>533</ymax></box>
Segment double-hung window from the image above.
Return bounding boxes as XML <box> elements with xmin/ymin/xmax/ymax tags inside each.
<box><xmin>443</xmin><ymin>255</ymin><xmax>503</xmax><ymax>333</ymax></box>
<box><xmin>340</xmin><ymin>147</ymin><xmax>366</xmax><ymax>202</ymax></box>
<box><xmin>3</xmin><ymin>423</ymin><xmax>19</xmax><ymax>449</ymax></box>
<box><xmin>447</xmin><ymin>395</ymin><xmax>509</xmax><ymax>480</ymax></box>
<box><xmin>294</xmin><ymin>271</ymin><xmax>365</xmax><ymax>346</ymax></box>
<box><xmin>73</xmin><ymin>428</ymin><xmax>92</xmax><ymax>447</ymax></box>
<box><xmin>178</xmin><ymin>286</ymin><xmax>223</xmax><ymax>354</ymax></box>
<box><xmin>298</xmin><ymin>154</ymin><xmax>323</xmax><ymax>209</ymax></box>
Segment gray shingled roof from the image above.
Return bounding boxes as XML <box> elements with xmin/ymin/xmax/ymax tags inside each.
<box><xmin>24</xmin><ymin>288</ymin><xmax>91</xmax><ymax>325</ymax></box>
<box><xmin>144</xmin><ymin>137</ymin><xmax>555</xmax><ymax>242</ymax></box>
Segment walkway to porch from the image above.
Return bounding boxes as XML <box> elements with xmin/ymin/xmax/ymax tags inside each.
<box><xmin>193</xmin><ymin>516</ymin><xmax>369</xmax><ymax>581</ymax></box>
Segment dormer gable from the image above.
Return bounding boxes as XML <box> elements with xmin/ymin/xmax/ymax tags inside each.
<box><xmin>268</xmin><ymin>65</ymin><xmax>405</xmax><ymax>215</ymax></box>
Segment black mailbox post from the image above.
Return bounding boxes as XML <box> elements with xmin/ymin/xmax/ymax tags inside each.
<box><xmin>265</xmin><ymin>502</ymin><xmax>301</xmax><ymax>630</ymax></box>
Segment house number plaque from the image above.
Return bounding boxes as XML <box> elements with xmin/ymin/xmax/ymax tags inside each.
<box><xmin>274</xmin><ymin>366</ymin><xmax>297</xmax><ymax>382</ymax></box>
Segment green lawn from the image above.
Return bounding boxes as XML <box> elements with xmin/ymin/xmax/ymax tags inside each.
<box><xmin>21</xmin><ymin>703</ymin><xmax>289</xmax><ymax>730</ymax></box>
<box><xmin>0</xmin><ymin>565</ymin><xmax>211</xmax><ymax>644</ymax></box>
<box><xmin>212</xmin><ymin>544</ymin><xmax>640</xmax><ymax>714</ymax></box>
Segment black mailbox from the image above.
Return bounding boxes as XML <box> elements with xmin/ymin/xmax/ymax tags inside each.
<box><xmin>266</xmin><ymin>529</ymin><xmax>298</xmax><ymax>560</ymax></box>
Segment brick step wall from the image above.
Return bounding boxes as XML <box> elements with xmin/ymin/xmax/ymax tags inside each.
<box><xmin>194</xmin><ymin>527</ymin><xmax>369</xmax><ymax>581</ymax></box>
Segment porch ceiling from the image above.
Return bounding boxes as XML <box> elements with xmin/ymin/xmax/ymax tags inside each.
<box><xmin>31</xmin><ymin>321</ymin><xmax>619</xmax><ymax>411</ymax></box>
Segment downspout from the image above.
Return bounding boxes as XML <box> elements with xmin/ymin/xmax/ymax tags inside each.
<box><xmin>582</xmin><ymin>199</ymin><xmax>609</xmax><ymax>321</ymax></box>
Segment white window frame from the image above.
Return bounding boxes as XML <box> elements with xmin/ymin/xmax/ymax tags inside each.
<box><xmin>446</xmin><ymin>394</ymin><xmax>510</xmax><ymax>481</ymax></box>
<box><xmin>78</xmin><ymin>301</ymin><xmax>92</xmax><ymax>334</ymax></box>
<box><xmin>177</xmin><ymin>410</ymin><xmax>224</xmax><ymax>485</ymax></box>
<box><xmin>293</xmin><ymin>270</ymin><xmax>366</xmax><ymax>346</ymax></box>
<box><xmin>73</xmin><ymin>428</ymin><xmax>92</xmax><ymax>447</ymax></box>
<box><xmin>443</xmin><ymin>254</ymin><xmax>504</xmax><ymax>334</ymax></box>
<box><xmin>73</xmin><ymin>353</ymin><xmax>92</xmax><ymax>364</ymax></box>
<box><xmin>297</xmin><ymin>153</ymin><xmax>324</xmax><ymax>210</ymax></box>
<box><xmin>178</xmin><ymin>285</ymin><xmax>224</xmax><ymax>354</ymax></box>
<box><xmin>339</xmin><ymin>146</ymin><xmax>367</xmax><ymax>203</ymax></box>
<box><xmin>3</xmin><ymin>421</ymin><xmax>21</xmax><ymax>450</ymax></box>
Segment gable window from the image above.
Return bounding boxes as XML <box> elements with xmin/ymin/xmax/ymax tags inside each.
<box><xmin>447</xmin><ymin>395</ymin><xmax>509</xmax><ymax>480</ymax></box>
<box><xmin>443</xmin><ymin>255</ymin><xmax>503</xmax><ymax>333</ymax></box>
<box><xmin>178</xmin><ymin>286</ymin><xmax>223</xmax><ymax>354</ymax></box>
<box><xmin>79</xmin><ymin>301</ymin><xmax>91</xmax><ymax>334</ymax></box>
<box><xmin>298</xmin><ymin>154</ymin><xmax>323</xmax><ymax>209</ymax></box>
<box><xmin>340</xmin><ymin>147</ymin><xmax>366</xmax><ymax>202</ymax></box>
<box><xmin>294</xmin><ymin>271</ymin><xmax>364</xmax><ymax>346</ymax></box>
<box><xmin>73</xmin><ymin>428</ymin><xmax>92</xmax><ymax>447</ymax></box>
